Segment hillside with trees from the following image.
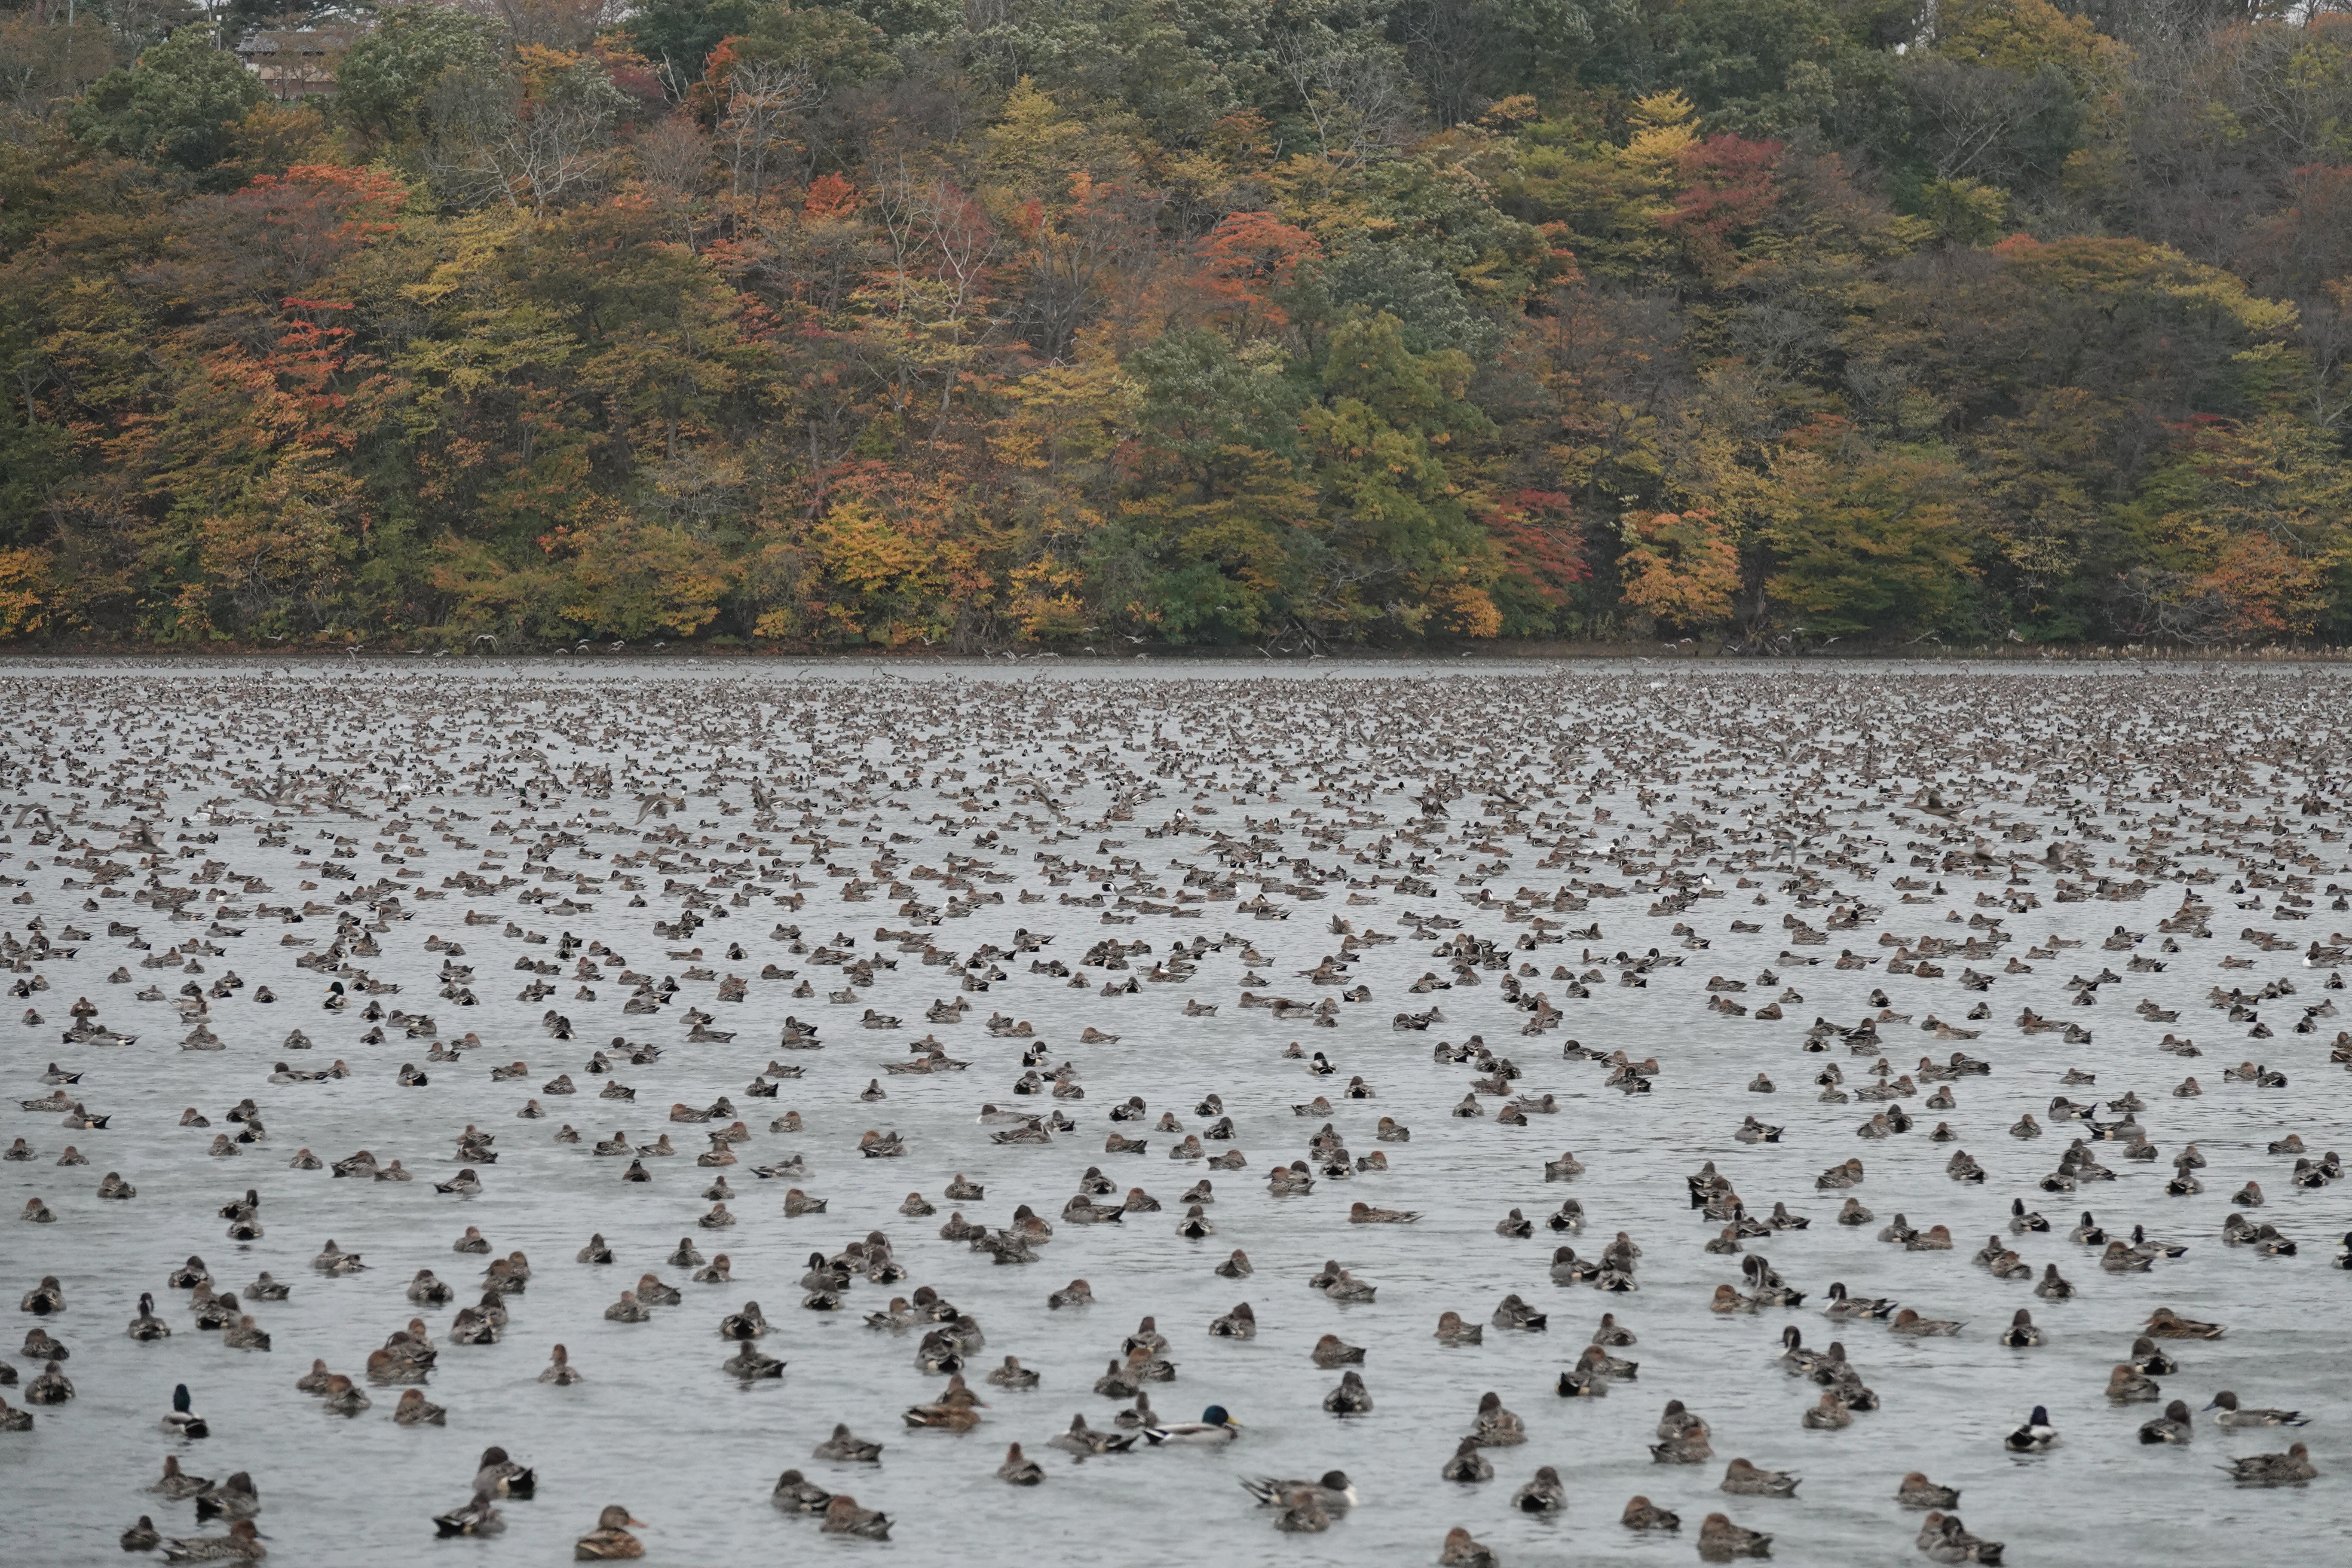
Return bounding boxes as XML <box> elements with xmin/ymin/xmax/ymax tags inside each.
<box><xmin>5</xmin><ymin>0</ymin><xmax>2352</xmax><ymax>652</ymax></box>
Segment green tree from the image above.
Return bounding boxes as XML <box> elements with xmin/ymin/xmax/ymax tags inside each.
<box><xmin>70</xmin><ymin>28</ymin><xmax>266</xmax><ymax>180</ymax></box>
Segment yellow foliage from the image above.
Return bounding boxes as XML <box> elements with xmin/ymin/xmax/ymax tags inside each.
<box><xmin>0</xmin><ymin>548</ymin><xmax>54</xmax><ymax>640</ymax></box>
<box><xmin>1616</xmin><ymin>511</ymin><xmax>1741</xmax><ymax>628</ymax></box>
<box><xmin>1622</xmin><ymin>91</ymin><xmax>1698</xmax><ymax>167</ymax></box>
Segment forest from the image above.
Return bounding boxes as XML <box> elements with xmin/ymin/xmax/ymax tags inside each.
<box><xmin>6</xmin><ymin>0</ymin><xmax>2352</xmax><ymax>652</ymax></box>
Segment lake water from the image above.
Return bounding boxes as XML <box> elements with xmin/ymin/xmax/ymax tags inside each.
<box><xmin>3</xmin><ymin>658</ymin><xmax>2349</xmax><ymax>1566</ymax></box>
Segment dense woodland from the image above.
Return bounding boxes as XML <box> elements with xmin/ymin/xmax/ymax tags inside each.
<box><xmin>7</xmin><ymin>0</ymin><xmax>2352</xmax><ymax>650</ymax></box>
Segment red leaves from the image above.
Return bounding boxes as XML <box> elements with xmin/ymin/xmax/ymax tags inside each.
<box><xmin>1658</xmin><ymin>136</ymin><xmax>1782</xmax><ymax>282</ymax></box>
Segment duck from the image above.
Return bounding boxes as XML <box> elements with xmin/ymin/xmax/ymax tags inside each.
<box><xmin>1210</xmin><ymin>1303</ymin><xmax>1257</xmax><ymax>1338</ymax></box>
<box><xmin>157</xmin><ymin>1519</ymin><xmax>266</xmax><ymax>1560</ymax></box>
<box><xmin>2224</xmin><ymin>1442</ymin><xmax>2318</xmax><ymax>1486</ymax></box>
<box><xmin>194</xmin><ymin>1473</ymin><xmax>260</xmax><ymax>1522</ymax></box>
<box><xmin>120</xmin><ymin>1518</ymin><xmax>162</xmax><ymax>1551</ymax></box>
<box><xmin>573</xmin><ymin>1504</ymin><xmax>648</xmax><ymax>1559</ymax></box>
<box><xmin>1697</xmin><ymin>1512</ymin><xmax>1773</xmax><ymax>1558</ymax></box>
<box><xmin>1322</xmin><ymin>1370</ymin><xmax>1373</xmax><ymax>1413</ymax></box>
<box><xmin>2145</xmin><ymin>1306</ymin><xmax>2225</xmax><ymax>1339</ymax></box>
<box><xmin>1623</xmin><ymin>1495</ymin><xmax>1681</xmax><ymax>1530</ymax></box>
<box><xmin>128</xmin><ymin>1293</ymin><xmax>173</xmax><ymax>1341</ymax></box>
<box><xmin>320</xmin><ymin>1375</ymin><xmax>370</xmax><ymax>1415</ymax></box>
<box><xmin>539</xmin><ymin>1344</ymin><xmax>583</xmax><ymax>1384</ymax></box>
<box><xmin>2208</xmin><ymin>1390</ymin><xmax>2309</xmax><ymax>1427</ymax></box>
<box><xmin>1801</xmin><ymin>1390</ymin><xmax>1852</xmax><ymax>1429</ymax></box>
<box><xmin>1144</xmin><ymin>1403</ymin><xmax>1241</xmax><ymax>1443</ymax></box>
<box><xmin>1719</xmin><ymin>1457</ymin><xmax>1799</xmax><ymax>1496</ymax></box>
<box><xmin>1242</xmin><ymin>1471</ymin><xmax>1358</xmax><ymax>1510</ymax></box>
<box><xmin>2107</xmin><ymin>1363</ymin><xmax>2162</xmax><ymax>1403</ymax></box>
<box><xmin>432</xmin><ymin>1485</ymin><xmax>505</xmax><ymax>1537</ymax></box>
<box><xmin>151</xmin><ymin>1455</ymin><xmax>213</xmax><ymax>1499</ymax></box>
<box><xmin>2003</xmin><ymin>1405</ymin><xmax>2058</xmax><ymax>1451</ymax></box>
<box><xmin>162</xmin><ymin>1384</ymin><xmax>208</xmax><ymax>1438</ymax></box>
<box><xmin>818</xmin><ymin>1495</ymin><xmax>891</xmax><ymax>1538</ymax></box>
<box><xmin>1896</xmin><ymin>1472</ymin><xmax>1960</xmax><ymax>1508</ymax></box>
<box><xmin>1890</xmin><ymin>1308</ymin><xmax>1963</xmax><ymax>1337</ymax></box>
<box><xmin>1048</xmin><ymin>1412</ymin><xmax>1136</xmax><ymax>1455</ymax></box>
<box><xmin>1439</xmin><ymin>1525</ymin><xmax>1498</xmax><ymax>1566</ymax></box>
<box><xmin>771</xmin><ymin>1469</ymin><xmax>832</xmax><ymax>1511</ymax></box>
<box><xmin>2000</xmin><ymin>1310</ymin><xmax>2046</xmax><ymax>1348</ymax></box>
<box><xmin>2140</xmin><ymin>1399</ymin><xmax>2194</xmax><ymax>1443</ymax></box>
<box><xmin>813</xmin><ymin>1422</ymin><xmax>883</xmax><ymax>1461</ymax></box>
<box><xmin>474</xmin><ymin>1447</ymin><xmax>534</xmax><ymax>1498</ymax></box>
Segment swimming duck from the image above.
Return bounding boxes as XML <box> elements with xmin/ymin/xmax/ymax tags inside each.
<box><xmin>1697</xmin><ymin>1512</ymin><xmax>1772</xmax><ymax>1558</ymax></box>
<box><xmin>819</xmin><ymin>1495</ymin><xmax>891</xmax><ymax>1539</ymax></box>
<box><xmin>814</xmin><ymin>1422</ymin><xmax>883</xmax><ymax>1461</ymax></box>
<box><xmin>2145</xmin><ymin>1307</ymin><xmax>2224</xmax><ymax>1339</ymax></box>
<box><xmin>2224</xmin><ymin>1441</ymin><xmax>2317</xmax><ymax>1486</ymax></box>
<box><xmin>1242</xmin><ymin>1470</ymin><xmax>1357</xmax><ymax>1510</ymax></box>
<box><xmin>1323</xmin><ymin>1370</ymin><xmax>1373</xmax><ymax>1413</ymax></box>
<box><xmin>2208</xmin><ymin>1390</ymin><xmax>2309</xmax><ymax>1427</ymax></box>
<box><xmin>538</xmin><ymin>1344</ymin><xmax>583</xmax><ymax>1385</ymax></box>
<box><xmin>1439</xmin><ymin>1434</ymin><xmax>1494</xmax><ymax>1482</ymax></box>
<box><xmin>1890</xmin><ymin>1308</ymin><xmax>1963</xmax><ymax>1337</ymax></box>
<box><xmin>1896</xmin><ymin>1472</ymin><xmax>1960</xmax><ymax>1508</ymax></box>
<box><xmin>1469</xmin><ymin>1390</ymin><xmax>1524</xmax><ymax>1446</ymax></box>
<box><xmin>1623</xmin><ymin>1495</ymin><xmax>1681</xmax><ymax>1530</ymax></box>
<box><xmin>320</xmin><ymin>1375</ymin><xmax>370</xmax><ymax>1415</ymax></box>
<box><xmin>2139</xmin><ymin>1399</ymin><xmax>2194</xmax><ymax>1443</ymax></box>
<box><xmin>474</xmin><ymin>1447</ymin><xmax>533</xmax><ymax>1498</ymax></box>
<box><xmin>2003</xmin><ymin>1405</ymin><xmax>2058</xmax><ymax>1451</ymax></box>
<box><xmin>1439</xmin><ymin>1525</ymin><xmax>1498</xmax><ymax>1566</ymax></box>
<box><xmin>1719</xmin><ymin>1457</ymin><xmax>1799</xmax><ymax>1496</ymax></box>
<box><xmin>2000</xmin><ymin>1310</ymin><xmax>2046</xmax><ymax>1348</ymax></box>
<box><xmin>194</xmin><ymin>1473</ymin><xmax>260</xmax><ymax>1522</ymax></box>
<box><xmin>573</xmin><ymin>1504</ymin><xmax>648</xmax><ymax>1558</ymax></box>
<box><xmin>2107</xmin><ymin>1363</ymin><xmax>2162</xmax><ymax>1403</ymax></box>
<box><xmin>1144</xmin><ymin>1404</ymin><xmax>1241</xmax><ymax>1444</ymax></box>
<box><xmin>151</xmin><ymin>1455</ymin><xmax>212</xmax><ymax>1499</ymax></box>
<box><xmin>157</xmin><ymin>1519</ymin><xmax>266</xmax><ymax>1561</ymax></box>
<box><xmin>161</xmin><ymin>1383</ymin><xmax>207</xmax><ymax>1436</ymax></box>
<box><xmin>432</xmin><ymin>1484</ymin><xmax>505</xmax><ymax>1537</ymax></box>
<box><xmin>771</xmin><ymin>1469</ymin><xmax>832</xmax><ymax>1511</ymax></box>
<box><xmin>120</xmin><ymin>1517</ymin><xmax>162</xmax><ymax>1551</ymax></box>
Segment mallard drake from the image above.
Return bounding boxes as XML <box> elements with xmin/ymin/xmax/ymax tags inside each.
<box><xmin>161</xmin><ymin>1383</ymin><xmax>207</xmax><ymax>1437</ymax></box>
<box><xmin>2003</xmin><ymin>1405</ymin><xmax>2058</xmax><ymax>1451</ymax></box>
<box><xmin>573</xmin><ymin>1504</ymin><xmax>647</xmax><ymax>1559</ymax></box>
<box><xmin>1143</xmin><ymin>1404</ymin><xmax>1240</xmax><ymax>1444</ymax></box>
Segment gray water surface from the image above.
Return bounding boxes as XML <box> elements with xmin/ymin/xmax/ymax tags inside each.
<box><xmin>3</xmin><ymin>660</ymin><xmax>2348</xmax><ymax>1566</ymax></box>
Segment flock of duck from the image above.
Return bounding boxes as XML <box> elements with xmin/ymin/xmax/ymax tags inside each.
<box><xmin>2</xmin><ymin>661</ymin><xmax>2347</xmax><ymax>1564</ymax></box>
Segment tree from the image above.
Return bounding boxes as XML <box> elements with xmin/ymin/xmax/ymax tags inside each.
<box><xmin>70</xmin><ymin>27</ymin><xmax>266</xmax><ymax>179</ymax></box>
<box><xmin>334</xmin><ymin>2</ymin><xmax>507</xmax><ymax>141</ymax></box>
